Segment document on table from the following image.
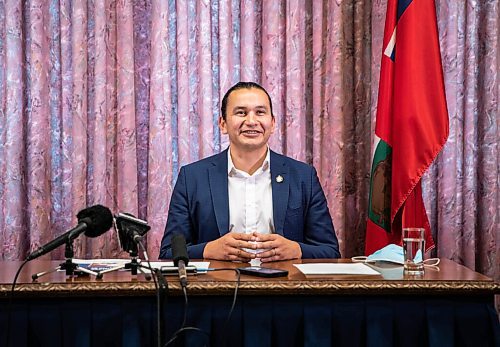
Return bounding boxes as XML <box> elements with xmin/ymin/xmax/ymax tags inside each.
<box><xmin>72</xmin><ymin>259</ymin><xmax>130</xmax><ymax>272</ymax></box>
<box><xmin>71</xmin><ymin>259</ymin><xmax>210</xmax><ymax>274</ymax></box>
<box><xmin>293</xmin><ymin>263</ymin><xmax>381</xmax><ymax>275</ymax></box>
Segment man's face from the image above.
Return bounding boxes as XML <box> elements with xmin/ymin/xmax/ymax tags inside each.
<box><xmin>219</xmin><ymin>88</ymin><xmax>275</xmax><ymax>153</ymax></box>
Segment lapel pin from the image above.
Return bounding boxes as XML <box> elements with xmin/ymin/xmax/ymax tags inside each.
<box><xmin>276</xmin><ymin>175</ymin><xmax>284</xmax><ymax>183</ymax></box>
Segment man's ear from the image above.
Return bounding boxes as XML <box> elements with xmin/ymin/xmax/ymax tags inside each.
<box><xmin>218</xmin><ymin>116</ymin><xmax>228</xmax><ymax>134</ymax></box>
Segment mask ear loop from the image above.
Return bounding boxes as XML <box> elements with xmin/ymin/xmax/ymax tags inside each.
<box><xmin>352</xmin><ymin>256</ymin><xmax>440</xmax><ymax>267</ymax></box>
<box><xmin>423</xmin><ymin>258</ymin><xmax>440</xmax><ymax>271</ymax></box>
<box><xmin>423</xmin><ymin>258</ymin><xmax>440</xmax><ymax>266</ymax></box>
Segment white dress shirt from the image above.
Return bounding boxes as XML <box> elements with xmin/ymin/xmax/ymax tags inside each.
<box><xmin>227</xmin><ymin>147</ymin><xmax>274</xmax><ymax>236</ymax></box>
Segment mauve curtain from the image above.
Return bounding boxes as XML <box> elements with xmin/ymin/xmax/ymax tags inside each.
<box><xmin>0</xmin><ymin>1</ymin><xmax>497</xmax><ymax>283</ymax></box>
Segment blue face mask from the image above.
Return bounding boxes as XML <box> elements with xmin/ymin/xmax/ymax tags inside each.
<box><xmin>352</xmin><ymin>244</ymin><xmax>440</xmax><ymax>274</ymax></box>
<box><xmin>356</xmin><ymin>244</ymin><xmax>422</xmax><ymax>265</ymax></box>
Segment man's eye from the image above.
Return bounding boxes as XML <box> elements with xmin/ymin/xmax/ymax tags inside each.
<box><xmin>257</xmin><ymin>110</ymin><xmax>266</xmax><ymax>115</ymax></box>
<box><xmin>235</xmin><ymin>111</ymin><xmax>246</xmax><ymax>116</ymax></box>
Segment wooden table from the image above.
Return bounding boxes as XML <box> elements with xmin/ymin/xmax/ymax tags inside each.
<box><xmin>1</xmin><ymin>259</ymin><xmax>498</xmax><ymax>347</ymax></box>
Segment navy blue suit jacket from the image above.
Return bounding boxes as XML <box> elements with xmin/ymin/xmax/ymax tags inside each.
<box><xmin>159</xmin><ymin>149</ymin><xmax>340</xmax><ymax>259</ymax></box>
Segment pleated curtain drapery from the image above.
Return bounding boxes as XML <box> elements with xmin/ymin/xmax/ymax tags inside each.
<box><xmin>0</xmin><ymin>1</ymin><xmax>497</xmax><ymax>285</ymax></box>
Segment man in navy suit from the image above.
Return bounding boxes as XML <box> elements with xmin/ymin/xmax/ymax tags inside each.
<box><xmin>159</xmin><ymin>82</ymin><xmax>340</xmax><ymax>261</ymax></box>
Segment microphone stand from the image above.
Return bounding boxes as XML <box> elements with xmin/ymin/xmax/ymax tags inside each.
<box><xmin>31</xmin><ymin>239</ymin><xmax>99</xmax><ymax>281</ymax></box>
<box><xmin>124</xmin><ymin>249</ymin><xmax>150</xmax><ymax>277</ymax></box>
<box><xmin>93</xmin><ymin>243</ymin><xmax>152</xmax><ymax>280</ymax></box>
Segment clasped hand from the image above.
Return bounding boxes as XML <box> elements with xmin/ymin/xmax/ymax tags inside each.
<box><xmin>203</xmin><ymin>231</ymin><xmax>302</xmax><ymax>262</ymax></box>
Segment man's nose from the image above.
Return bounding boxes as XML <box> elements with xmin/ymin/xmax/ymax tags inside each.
<box><xmin>245</xmin><ymin>112</ymin><xmax>257</xmax><ymax>124</ymax></box>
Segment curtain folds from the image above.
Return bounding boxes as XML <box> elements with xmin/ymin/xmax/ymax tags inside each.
<box><xmin>0</xmin><ymin>0</ymin><xmax>497</xmax><ymax>284</ymax></box>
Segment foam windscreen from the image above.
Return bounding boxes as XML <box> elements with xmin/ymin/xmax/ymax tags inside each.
<box><xmin>171</xmin><ymin>233</ymin><xmax>189</xmax><ymax>266</ymax></box>
<box><xmin>77</xmin><ymin>204</ymin><xmax>113</xmax><ymax>237</ymax></box>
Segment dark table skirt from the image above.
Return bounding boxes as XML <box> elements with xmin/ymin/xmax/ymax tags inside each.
<box><xmin>1</xmin><ymin>295</ymin><xmax>499</xmax><ymax>347</ymax></box>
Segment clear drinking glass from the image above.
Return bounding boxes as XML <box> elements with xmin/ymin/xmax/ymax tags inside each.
<box><xmin>403</xmin><ymin>228</ymin><xmax>425</xmax><ymax>275</ymax></box>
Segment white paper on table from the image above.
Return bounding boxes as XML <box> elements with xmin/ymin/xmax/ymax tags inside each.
<box><xmin>73</xmin><ymin>258</ymin><xmax>130</xmax><ymax>265</ymax></box>
<box><xmin>293</xmin><ymin>263</ymin><xmax>381</xmax><ymax>275</ymax></box>
<box><xmin>71</xmin><ymin>259</ymin><xmax>210</xmax><ymax>274</ymax></box>
<box><xmin>70</xmin><ymin>258</ymin><xmax>130</xmax><ymax>272</ymax></box>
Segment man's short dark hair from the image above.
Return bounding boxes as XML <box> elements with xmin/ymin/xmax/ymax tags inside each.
<box><xmin>220</xmin><ymin>81</ymin><xmax>274</xmax><ymax>120</ymax></box>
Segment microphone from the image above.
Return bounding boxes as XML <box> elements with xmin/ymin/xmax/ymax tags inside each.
<box><xmin>115</xmin><ymin>213</ymin><xmax>150</xmax><ymax>244</ymax></box>
<box><xmin>26</xmin><ymin>205</ymin><xmax>113</xmax><ymax>261</ymax></box>
<box><xmin>171</xmin><ymin>234</ymin><xmax>189</xmax><ymax>288</ymax></box>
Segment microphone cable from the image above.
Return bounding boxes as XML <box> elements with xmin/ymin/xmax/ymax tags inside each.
<box><xmin>136</xmin><ymin>239</ymin><xmax>167</xmax><ymax>347</ymax></box>
<box><xmin>211</xmin><ymin>268</ymin><xmax>241</xmax><ymax>347</ymax></box>
<box><xmin>163</xmin><ymin>268</ymin><xmax>241</xmax><ymax>347</ymax></box>
<box><xmin>163</xmin><ymin>284</ymin><xmax>207</xmax><ymax>347</ymax></box>
<box><xmin>4</xmin><ymin>259</ymin><xmax>30</xmax><ymax>347</ymax></box>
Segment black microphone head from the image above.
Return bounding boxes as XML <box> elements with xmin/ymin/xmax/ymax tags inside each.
<box><xmin>77</xmin><ymin>205</ymin><xmax>113</xmax><ymax>238</ymax></box>
<box><xmin>171</xmin><ymin>233</ymin><xmax>189</xmax><ymax>266</ymax></box>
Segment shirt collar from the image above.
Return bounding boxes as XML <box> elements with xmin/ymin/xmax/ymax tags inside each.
<box><xmin>227</xmin><ymin>147</ymin><xmax>270</xmax><ymax>176</ymax></box>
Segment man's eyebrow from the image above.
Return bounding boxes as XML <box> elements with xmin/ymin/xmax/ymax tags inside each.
<box><xmin>232</xmin><ymin>106</ymin><xmax>247</xmax><ymax>112</ymax></box>
<box><xmin>232</xmin><ymin>105</ymin><xmax>268</xmax><ymax>112</ymax></box>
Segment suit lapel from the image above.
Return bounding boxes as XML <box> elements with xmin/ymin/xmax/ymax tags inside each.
<box><xmin>270</xmin><ymin>151</ymin><xmax>289</xmax><ymax>236</ymax></box>
<box><xmin>209</xmin><ymin>150</ymin><xmax>229</xmax><ymax>236</ymax></box>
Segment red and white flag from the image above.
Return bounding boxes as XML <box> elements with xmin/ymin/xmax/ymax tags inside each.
<box><xmin>365</xmin><ymin>0</ymin><xmax>449</xmax><ymax>255</ymax></box>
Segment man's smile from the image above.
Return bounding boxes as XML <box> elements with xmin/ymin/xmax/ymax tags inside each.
<box><xmin>240</xmin><ymin>129</ymin><xmax>263</xmax><ymax>136</ymax></box>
